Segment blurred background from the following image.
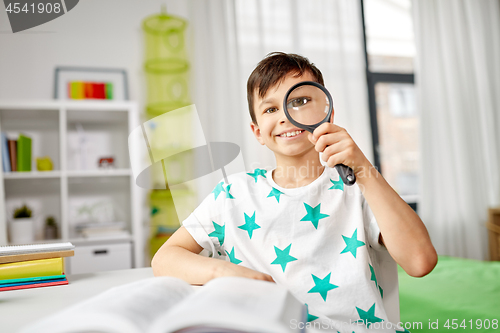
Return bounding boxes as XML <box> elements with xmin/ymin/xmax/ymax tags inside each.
<box><xmin>0</xmin><ymin>0</ymin><xmax>499</xmax><ymax>275</ymax></box>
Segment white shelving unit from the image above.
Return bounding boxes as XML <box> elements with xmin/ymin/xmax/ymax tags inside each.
<box><xmin>0</xmin><ymin>100</ymin><xmax>144</xmax><ymax>273</ymax></box>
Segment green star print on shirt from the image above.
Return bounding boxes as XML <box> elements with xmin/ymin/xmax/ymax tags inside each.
<box><xmin>238</xmin><ymin>212</ymin><xmax>261</xmax><ymax>239</ymax></box>
<box><xmin>208</xmin><ymin>221</ymin><xmax>225</xmax><ymax>246</ymax></box>
<box><xmin>329</xmin><ymin>177</ymin><xmax>344</xmax><ymax>191</ymax></box>
<box><xmin>307</xmin><ymin>272</ymin><xmax>338</xmax><ymax>301</ymax></box>
<box><xmin>270</xmin><ymin>244</ymin><xmax>297</xmax><ymax>272</ymax></box>
<box><xmin>224</xmin><ymin>183</ymin><xmax>235</xmax><ymax>199</ymax></box>
<box><xmin>211</xmin><ymin>182</ymin><xmax>225</xmax><ymax>200</ymax></box>
<box><xmin>369</xmin><ymin>264</ymin><xmax>378</xmax><ymax>287</ymax></box>
<box><xmin>355</xmin><ymin>303</ymin><xmax>383</xmax><ymax>328</ymax></box>
<box><xmin>226</xmin><ymin>246</ymin><xmax>242</xmax><ymax>265</ymax></box>
<box><xmin>305</xmin><ymin>303</ymin><xmax>319</xmax><ymax>322</ymax></box>
<box><xmin>300</xmin><ymin>203</ymin><xmax>330</xmax><ymax>229</ymax></box>
<box><xmin>247</xmin><ymin>169</ymin><xmax>267</xmax><ymax>183</ymax></box>
<box><xmin>267</xmin><ymin>187</ymin><xmax>283</xmax><ymax>203</ymax></box>
<box><xmin>340</xmin><ymin>229</ymin><xmax>365</xmax><ymax>258</ymax></box>
<box><xmin>212</xmin><ymin>182</ymin><xmax>235</xmax><ymax>200</ymax></box>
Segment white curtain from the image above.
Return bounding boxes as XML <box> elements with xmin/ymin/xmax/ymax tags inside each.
<box><xmin>413</xmin><ymin>0</ymin><xmax>500</xmax><ymax>259</ymax></box>
<box><xmin>188</xmin><ymin>0</ymin><xmax>373</xmax><ymax>199</ymax></box>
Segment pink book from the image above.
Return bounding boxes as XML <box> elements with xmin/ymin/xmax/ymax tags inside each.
<box><xmin>0</xmin><ymin>278</ymin><xmax>68</xmax><ymax>292</ymax></box>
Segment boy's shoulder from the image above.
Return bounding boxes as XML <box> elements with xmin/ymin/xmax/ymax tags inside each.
<box><xmin>220</xmin><ymin>166</ymin><xmax>365</xmax><ymax>201</ymax></box>
<box><xmin>207</xmin><ymin>168</ymin><xmax>272</xmax><ymax>200</ymax></box>
<box><xmin>222</xmin><ymin>168</ymin><xmax>272</xmax><ymax>185</ymax></box>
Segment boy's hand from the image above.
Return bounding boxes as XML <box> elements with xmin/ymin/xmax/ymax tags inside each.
<box><xmin>215</xmin><ymin>261</ymin><xmax>275</xmax><ymax>283</ymax></box>
<box><xmin>308</xmin><ymin>123</ymin><xmax>371</xmax><ymax>175</ymax></box>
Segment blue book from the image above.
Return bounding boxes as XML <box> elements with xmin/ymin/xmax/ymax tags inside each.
<box><xmin>1</xmin><ymin>132</ymin><xmax>11</xmax><ymax>172</ymax></box>
<box><xmin>0</xmin><ymin>277</ymin><xmax>67</xmax><ymax>288</ymax></box>
<box><xmin>0</xmin><ymin>274</ymin><xmax>66</xmax><ymax>285</ymax></box>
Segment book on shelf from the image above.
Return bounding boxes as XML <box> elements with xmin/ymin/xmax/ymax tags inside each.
<box><xmin>23</xmin><ymin>276</ymin><xmax>306</xmax><ymax>333</ymax></box>
<box><xmin>1</xmin><ymin>132</ymin><xmax>10</xmax><ymax>172</ymax></box>
<box><xmin>0</xmin><ymin>257</ymin><xmax>64</xmax><ymax>280</ymax></box>
<box><xmin>7</xmin><ymin>138</ymin><xmax>16</xmax><ymax>171</ymax></box>
<box><xmin>17</xmin><ymin>133</ymin><xmax>32</xmax><ymax>172</ymax></box>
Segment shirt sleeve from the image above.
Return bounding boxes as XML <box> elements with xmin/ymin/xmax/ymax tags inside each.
<box><xmin>182</xmin><ymin>213</ymin><xmax>218</xmax><ymax>257</ymax></box>
<box><xmin>182</xmin><ymin>185</ymin><xmax>227</xmax><ymax>259</ymax></box>
<box><xmin>362</xmin><ymin>197</ymin><xmax>385</xmax><ymax>251</ymax></box>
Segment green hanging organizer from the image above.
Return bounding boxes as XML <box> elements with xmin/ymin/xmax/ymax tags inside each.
<box><xmin>142</xmin><ymin>9</ymin><xmax>193</xmax><ymax>259</ymax></box>
<box><xmin>143</xmin><ymin>9</ymin><xmax>191</xmax><ymax>118</ymax></box>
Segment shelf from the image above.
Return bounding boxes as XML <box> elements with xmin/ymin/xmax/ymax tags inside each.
<box><xmin>69</xmin><ymin>234</ymin><xmax>132</xmax><ymax>245</ymax></box>
<box><xmin>67</xmin><ymin>169</ymin><xmax>132</xmax><ymax>178</ymax></box>
<box><xmin>7</xmin><ymin>238</ymin><xmax>66</xmax><ymax>246</ymax></box>
<box><xmin>3</xmin><ymin>171</ymin><xmax>61</xmax><ymax>179</ymax></box>
<box><xmin>2</xmin><ymin>170</ymin><xmax>132</xmax><ymax>179</ymax></box>
<box><xmin>0</xmin><ymin>100</ymin><xmax>143</xmax><ymax>269</ymax></box>
<box><xmin>63</xmin><ymin>100</ymin><xmax>136</xmax><ymax>112</ymax></box>
<box><xmin>0</xmin><ymin>100</ymin><xmax>136</xmax><ymax>111</ymax></box>
<box><xmin>67</xmin><ymin>109</ymin><xmax>129</xmax><ymax>124</ymax></box>
<box><xmin>7</xmin><ymin>235</ymin><xmax>132</xmax><ymax>246</ymax></box>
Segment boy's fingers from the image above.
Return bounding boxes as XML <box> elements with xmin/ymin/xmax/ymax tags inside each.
<box><xmin>315</xmin><ymin>133</ymin><xmax>343</xmax><ymax>152</ymax></box>
<box><xmin>312</xmin><ymin>123</ymin><xmax>343</xmax><ymax>140</ymax></box>
<box><xmin>322</xmin><ymin>141</ymin><xmax>345</xmax><ymax>160</ymax></box>
<box><xmin>308</xmin><ymin>132</ymin><xmax>316</xmax><ymax>144</ymax></box>
<box><xmin>325</xmin><ymin>151</ymin><xmax>349</xmax><ymax>168</ymax></box>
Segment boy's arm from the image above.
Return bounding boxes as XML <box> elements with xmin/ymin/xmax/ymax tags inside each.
<box><xmin>310</xmin><ymin>124</ymin><xmax>437</xmax><ymax>278</ymax></box>
<box><xmin>151</xmin><ymin>226</ymin><xmax>275</xmax><ymax>285</ymax></box>
<box><xmin>356</xmin><ymin>165</ymin><xmax>437</xmax><ymax>277</ymax></box>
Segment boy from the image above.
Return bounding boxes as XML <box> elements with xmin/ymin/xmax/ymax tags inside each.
<box><xmin>152</xmin><ymin>52</ymin><xmax>437</xmax><ymax>329</ymax></box>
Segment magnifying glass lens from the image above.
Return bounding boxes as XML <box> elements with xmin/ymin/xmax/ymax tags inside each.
<box><xmin>286</xmin><ymin>85</ymin><xmax>330</xmax><ymax>126</ymax></box>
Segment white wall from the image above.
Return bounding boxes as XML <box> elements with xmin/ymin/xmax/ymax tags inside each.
<box><xmin>0</xmin><ymin>0</ymin><xmax>190</xmax><ymax>108</ymax></box>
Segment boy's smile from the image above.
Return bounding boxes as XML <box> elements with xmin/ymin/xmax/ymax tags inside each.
<box><xmin>276</xmin><ymin>129</ymin><xmax>305</xmax><ymax>139</ymax></box>
<box><xmin>250</xmin><ymin>71</ymin><xmax>325</xmax><ymax>161</ymax></box>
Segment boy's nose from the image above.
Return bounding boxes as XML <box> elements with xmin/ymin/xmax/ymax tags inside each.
<box><xmin>279</xmin><ymin>110</ymin><xmax>288</xmax><ymax>124</ymax></box>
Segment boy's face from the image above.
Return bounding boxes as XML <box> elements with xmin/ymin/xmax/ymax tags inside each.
<box><xmin>250</xmin><ymin>71</ymin><xmax>330</xmax><ymax>160</ymax></box>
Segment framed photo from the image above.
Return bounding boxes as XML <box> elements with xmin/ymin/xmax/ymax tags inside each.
<box><xmin>54</xmin><ymin>67</ymin><xmax>129</xmax><ymax>101</ymax></box>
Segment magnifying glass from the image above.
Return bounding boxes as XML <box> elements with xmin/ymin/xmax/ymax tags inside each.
<box><xmin>283</xmin><ymin>81</ymin><xmax>356</xmax><ymax>186</ymax></box>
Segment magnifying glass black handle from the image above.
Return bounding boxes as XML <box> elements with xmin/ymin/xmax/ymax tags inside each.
<box><xmin>335</xmin><ymin>164</ymin><xmax>356</xmax><ymax>186</ymax></box>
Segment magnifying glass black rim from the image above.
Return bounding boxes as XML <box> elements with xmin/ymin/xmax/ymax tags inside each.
<box><xmin>283</xmin><ymin>81</ymin><xmax>334</xmax><ymax>134</ymax></box>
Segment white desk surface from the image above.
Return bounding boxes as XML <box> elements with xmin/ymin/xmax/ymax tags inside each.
<box><xmin>0</xmin><ymin>267</ymin><xmax>155</xmax><ymax>333</ymax></box>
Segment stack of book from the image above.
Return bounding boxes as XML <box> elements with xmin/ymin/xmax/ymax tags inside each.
<box><xmin>0</xmin><ymin>242</ymin><xmax>74</xmax><ymax>292</ymax></box>
<box><xmin>1</xmin><ymin>132</ymin><xmax>32</xmax><ymax>172</ymax></box>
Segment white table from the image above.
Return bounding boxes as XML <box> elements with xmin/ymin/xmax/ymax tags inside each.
<box><xmin>0</xmin><ymin>267</ymin><xmax>154</xmax><ymax>333</ymax></box>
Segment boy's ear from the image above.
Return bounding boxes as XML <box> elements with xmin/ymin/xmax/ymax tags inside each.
<box><xmin>250</xmin><ymin>121</ymin><xmax>265</xmax><ymax>145</ymax></box>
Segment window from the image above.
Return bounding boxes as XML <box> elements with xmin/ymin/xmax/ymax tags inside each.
<box><xmin>363</xmin><ymin>0</ymin><xmax>415</xmax><ymax>73</ymax></box>
<box><xmin>361</xmin><ymin>0</ymin><xmax>418</xmax><ymax>209</ymax></box>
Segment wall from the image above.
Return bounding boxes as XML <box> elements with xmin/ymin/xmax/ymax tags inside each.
<box><xmin>0</xmin><ymin>0</ymin><xmax>190</xmax><ymax>108</ymax></box>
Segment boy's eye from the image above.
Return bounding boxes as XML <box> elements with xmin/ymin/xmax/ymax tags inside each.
<box><xmin>264</xmin><ymin>107</ymin><xmax>278</xmax><ymax>114</ymax></box>
<box><xmin>288</xmin><ymin>97</ymin><xmax>311</xmax><ymax>108</ymax></box>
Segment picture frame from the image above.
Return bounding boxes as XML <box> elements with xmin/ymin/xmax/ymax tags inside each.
<box><xmin>53</xmin><ymin>66</ymin><xmax>129</xmax><ymax>101</ymax></box>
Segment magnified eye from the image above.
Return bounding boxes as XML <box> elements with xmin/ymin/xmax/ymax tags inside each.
<box><xmin>288</xmin><ymin>97</ymin><xmax>311</xmax><ymax>108</ymax></box>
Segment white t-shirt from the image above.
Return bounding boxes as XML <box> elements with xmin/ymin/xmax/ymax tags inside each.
<box><xmin>183</xmin><ymin>167</ymin><xmax>394</xmax><ymax>331</ymax></box>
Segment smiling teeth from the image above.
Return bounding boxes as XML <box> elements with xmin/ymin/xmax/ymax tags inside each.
<box><xmin>280</xmin><ymin>130</ymin><xmax>302</xmax><ymax>137</ymax></box>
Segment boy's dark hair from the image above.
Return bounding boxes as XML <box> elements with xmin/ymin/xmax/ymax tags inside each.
<box><xmin>247</xmin><ymin>52</ymin><xmax>324</xmax><ymax>124</ymax></box>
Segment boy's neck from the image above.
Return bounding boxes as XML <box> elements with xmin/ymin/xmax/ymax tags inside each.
<box><xmin>272</xmin><ymin>153</ymin><xmax>325</xmax><ymax>189</ymax></box>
